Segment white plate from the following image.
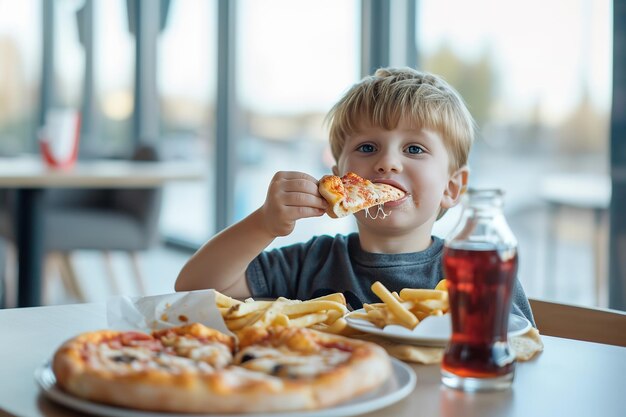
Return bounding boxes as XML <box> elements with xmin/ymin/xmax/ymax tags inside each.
<box><xmin>35</xmin><ymin>358</ymin><xmax>415</xmax><ymax>417</ymax></box>
<box><xmin>345</xmin><ymin>311</ymin><xmax>532</xmax><ymax>347</ymax></box>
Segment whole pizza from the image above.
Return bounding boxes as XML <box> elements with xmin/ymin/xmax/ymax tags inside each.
<box><xmin>52</xmin><ymin>323</ymin><xmax>392</xmax><ymax>413</ymax></box>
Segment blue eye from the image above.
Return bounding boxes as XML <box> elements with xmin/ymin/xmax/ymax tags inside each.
<box><xmin>357</xmin><ymin>144</ymin><xmax>376</xmax><ymax>153</ymax></box>
<box><xmin>406</xmin><ymin>145</ymin><xmax>423</xmax><ymax>154</ymax></box>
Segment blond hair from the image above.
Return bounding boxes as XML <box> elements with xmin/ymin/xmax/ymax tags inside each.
<box><xmin>326</xmin><ymin>67</ymin><xmax>475</xmax><ymax>172</ymax></box>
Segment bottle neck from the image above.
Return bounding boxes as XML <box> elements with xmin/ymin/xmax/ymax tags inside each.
<box><xmin>446</xmin><ymin>189</ymin><xmax>517</xmax><ymax>250</ymax></box>
<box><xmin>464</xmin><ymin>189</ymin><xmax>504</xmax><ymax>212</ymax></box>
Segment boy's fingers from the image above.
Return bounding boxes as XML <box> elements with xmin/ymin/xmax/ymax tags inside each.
<box><xmin>281</xmin><ymin>178</ymin><xmax>321</xmax><ymax>195</ymax></box>
<box><xmin>283</xmin><ymin>192</ymin><xmax>327</xmax><ymax>210</ymax></box>
<box><xmin>274</xmin><ymin>171</ymin><xmax>319</xmax><ymax>183</ymax></box>
<box><xmin>283</xmin><ymin>206</ymin><xmax>326</xmax><ymax>219</ymax></box>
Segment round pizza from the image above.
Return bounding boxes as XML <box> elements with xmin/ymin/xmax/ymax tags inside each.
<box><xmin>319</xmin><ymin>172</ymin><xmax>406</xmax><ymax>218</ymax></box>
<box><xmin>52</xmin><ymin>323</ymin><xmax>392</xmax><ymax>413</ymax></box>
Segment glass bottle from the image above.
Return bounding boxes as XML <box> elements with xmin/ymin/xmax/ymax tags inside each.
<box><xmin>441</xmin><ymin>188</ymin><xmax>518</xmax><ymax>391</ymax></box>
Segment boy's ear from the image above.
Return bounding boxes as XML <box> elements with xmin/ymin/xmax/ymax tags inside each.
<box><xmin>441</xmin><ymin>166</ymin><xmax>469</xmax><ymax>209</ymax></box>
<box><xmin>332</xmin><ymin>165</ymin><xmax>339</xmax><ymax>176</ymax></box>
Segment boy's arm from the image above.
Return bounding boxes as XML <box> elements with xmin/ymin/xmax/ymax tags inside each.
<box><xmin>175</xmin><ymin>171</ymin><xmax>328</xmax><ymax>298</ymax></box>
<box><xmin>174</xmin><ymin>208</ymin><xmax>273</xmax><ymax>298</ymax></box>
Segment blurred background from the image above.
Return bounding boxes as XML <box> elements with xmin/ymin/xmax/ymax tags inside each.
<box><xmin>0</xmin><ymin>0</ymin><xmax>623</xmax><ymax>310</ymax></box>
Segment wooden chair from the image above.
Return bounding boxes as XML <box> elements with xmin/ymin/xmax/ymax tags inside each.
<box><xmin>530</xmin><ymin>298</ymin><xmax>626</xmax><ymax>347</ymax></box>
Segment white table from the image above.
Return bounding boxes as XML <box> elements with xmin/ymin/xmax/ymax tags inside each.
<box><xmin>0</xmin><ymin>302</ymin><xmax>625</xmax><ymax>417</ymax></box>
<box><xmin>0</xmin><ymin>155</ymin><xmax>204</xmax><ymax>307</ymax></box>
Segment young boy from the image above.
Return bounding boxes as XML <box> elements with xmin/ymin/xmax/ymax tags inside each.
<box><xmin>175</xmin><ymin>67</ymin><xmax>535</xmax><ymax>324</ymax></box>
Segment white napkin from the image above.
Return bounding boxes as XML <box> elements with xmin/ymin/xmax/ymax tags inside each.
<box><xmin>106</xmin><ymin>289</ymin><xmax>233</xmax><ymax>336</ymax></box>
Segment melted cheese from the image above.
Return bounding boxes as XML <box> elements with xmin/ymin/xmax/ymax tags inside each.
<box><xmin>236</xmin><ymin>345</ymin><xmax>351</xmax><ymax>379</ymax></box>
<box><xmin>189</xmin><ymin>343</ymin><xmax>232</xmax><ymax>368</ymax></box>
<box><xmin>155</xmin><ymin>353</ymin><xmax>201</xmax><ymax>373</ymax></box>
<box><xmin>88</xmin><ymin>343</ymin><xmax>154</xmax><ymax>373</ymax></box>
<box><xmin>219</xmin><ymin>367</ymin><xmax>284</xmax><ymax>390</ymax></box>
<box><xmin>364</xmin><ymin>204</ymin><xmax>390</xmax><ymax>219</ymax></box>
<box><xmin>89</xmin><ymin>339</ymin><xmax>232</xmax><ymax>375</ymax></box>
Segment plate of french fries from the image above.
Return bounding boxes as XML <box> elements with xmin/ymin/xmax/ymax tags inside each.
<box><xmin>344</xmin><ymin>281</ymin><xmax>531</xmax><ymax>346</ymax></box>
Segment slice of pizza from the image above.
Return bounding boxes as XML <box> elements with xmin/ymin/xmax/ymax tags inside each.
<box><xmin>319</xmin><ymin>172</ymin><xmax>406</xmax><ymax>218</ymax></box>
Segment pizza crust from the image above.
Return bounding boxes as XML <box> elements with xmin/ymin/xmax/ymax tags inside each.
<box><xmin>319</xmin><ymin>172</ymin><xmax>405</xmax><ymax>218</ymax></box>
<box><xmin>52</xmin><ymin>325</ymin><xmax>392</xmax><ymax>413</ymax></box>
<box><xmin>318</xmin><ymin>174</ymin><xmax>347</xmax><ymax>218</ymax></box>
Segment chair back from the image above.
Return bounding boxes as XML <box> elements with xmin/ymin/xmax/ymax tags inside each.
<box><xmin>110</xmin><ymin>145</ymin><xmax>162</xmax><ymax>248</ymax></box>
<box><xmin>529</xmin><ymin>298</ymin><xmax>626</xmax><ymax>347</ymax></box>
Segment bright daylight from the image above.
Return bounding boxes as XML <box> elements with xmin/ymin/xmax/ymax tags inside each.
<box><xmin>0</xmin><ymin>1</ymin><xmax>624</xmax><ymax>416</ymax></box>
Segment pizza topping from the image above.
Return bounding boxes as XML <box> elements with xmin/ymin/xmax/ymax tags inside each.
<box><xmin>84</xmin><ymin>328</ymin><xmax>352</xmax><ymax>378</ymax></box>
<box><xmin>158</xmin><ymin>334</ymin><xmax>233</xmax><ymax>369</ymax></box>
<box><xmin>234</xmin><ymin>346</ymin><xmax>282</xmax><ymax>361</ymax></box>
<box><xmin>155</xmin><ymin>353</ymin><xmax>199</xmax><ymax>371</ymax></box>
<box><xmin>188</xmin><ymin>343</ymin><xmax>232</xmax><ymax>368</ymax></box>
<box><xmin>106</xmin><ymin>332</ymin><xmax>163</xmax><ymax>351</ymax></box>
<box><xmin>234</xmin><ymin>345</ymin><xmax>351</xmax><ymax>379</ymax></box>
<box><xmin>86</xmin><ymin>344</ymin><xmax>154</xmax><ymax>373</ymax></box>
<box><xmin>319</xmin><ymin>341</ymin><xmax>355</xmax><ymax>352</ymax></box>
<box><xmin>218</xmin><ymin>366</ymin><xmax>284</xmax><ymax>389</ymax></box>
<box><xmin>171</xmin><ymin>335</ymin><xmax>208</xmax><ymax>353</ymax></box>
<box><xmin>80</xmin><ymin>334</ymin><xmax>233</xmax><ymax>375</ymax></box>
<box><xmin>120</xmin><ymin>331</ymin><xmax>154</xmax><ymax>345</ymax></box>
<box><xmin>239</xmin><ymin>353</ymin><xmax>256</xmax><ymax>363</ymax></box>
<box><xmin>111</xmin><ymin>354</ymin><xmax>137</xmax><ymax>364</ymax></box>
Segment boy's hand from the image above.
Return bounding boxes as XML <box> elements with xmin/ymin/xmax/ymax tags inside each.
<box><xmin>260</xmin><ymin>171</ymin><xmax>328</xmax><ymax>237</ymax></box>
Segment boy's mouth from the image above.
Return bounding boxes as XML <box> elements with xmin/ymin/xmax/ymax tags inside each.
<box><xmin>372</xmin><ymin>178</ymin><xmax>407</xmax><ymax>193</ymax></box>
<box><xmin>384</xmin><ymin>194</ymin><xmax>410</xmax><ymax>208</ymax></box>
<box><xmin>372</xmin><ymin>178</ymin><xmax>409</xmax><ymax>207</ymax></box>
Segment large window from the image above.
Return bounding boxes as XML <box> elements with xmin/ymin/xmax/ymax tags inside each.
<box><xmin>0</xmin><ymin>0</ymin><xmax>41</xmax><ymax>155</ymax></box>
<box><xmin>158</xmin><ymin>0</ymin><xmax>217</xmax><ymax>243</ymax></box>
<box><xmin>53</xmin><ymin>0</ymin><xmax>84</xmax><ymax>109</ymax></box>
<box><xmin>235</xmin><ymin>0</ymin><xmax>361</xmax><ymax>248</ymax></box>
<box><xmin>418</xmin><ymin>0</ymin><xmax>612</xmax><ymax>306</ymax></box>
<box><xmin>93</xmin><ymin>0</ymin><xmax>134</xmax><ymax>156</ymax></box>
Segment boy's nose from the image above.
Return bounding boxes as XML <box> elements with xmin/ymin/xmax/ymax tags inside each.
<box><xmin>375</xmin><ymin>154</ymin><xmax>402</xmax><ymax>173</ymax></box>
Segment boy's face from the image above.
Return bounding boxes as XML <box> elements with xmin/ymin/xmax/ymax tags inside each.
<box><xmin>333</xmin><ymin>118</ymin><xmax>466</xmax><ymax>237</ymax></box>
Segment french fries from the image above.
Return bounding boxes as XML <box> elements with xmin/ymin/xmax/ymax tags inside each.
<box><xmin>371</xmin><ymin>281</ymin><xmax>419</xmax><ymax>329</ymax></box>
<box><xmin>354</xmin><ymin>280</ymin><xmax>449</xmax><ymax>330</ymax></box>
<box><xmin>214</xmin><ymin>280</ymin><xmax>448</xmax><ymax>335</ymax></box>
<box><xmin>215</xmin><ymin>291</ymin><xmax>351</xmax><ymax>335</ymax></box>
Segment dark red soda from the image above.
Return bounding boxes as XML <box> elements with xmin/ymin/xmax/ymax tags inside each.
<box><xmin>442</xmin><ymin>246</ymin><xmax>518</xmax><ymax>378</ymax></box>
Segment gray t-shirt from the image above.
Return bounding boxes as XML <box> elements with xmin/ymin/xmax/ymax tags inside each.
<box><xmin>246</xmin><ymin>233</ymin><xmax>535</xmax><ymax>326</ymax></box>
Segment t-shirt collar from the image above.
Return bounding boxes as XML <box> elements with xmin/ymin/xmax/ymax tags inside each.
<box><xmin>348</xmin><ymin>233</ymin><xmax>444</xmax><ymax>267</ymax></box>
